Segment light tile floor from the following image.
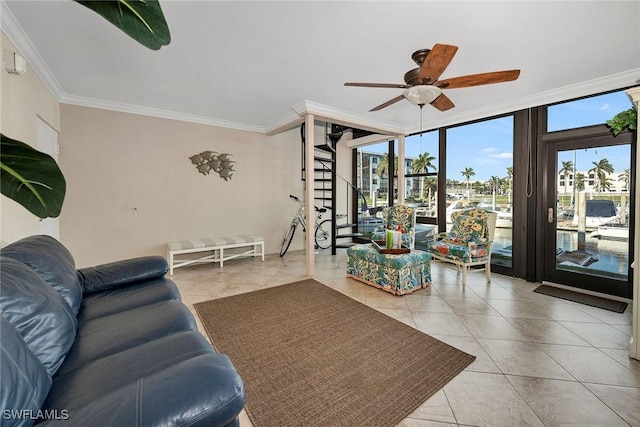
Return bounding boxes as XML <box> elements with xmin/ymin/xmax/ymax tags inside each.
<box><xmin>171</xmin><ymin>249</ymin><xmax>640</xmax><ymax>427</ymax></box>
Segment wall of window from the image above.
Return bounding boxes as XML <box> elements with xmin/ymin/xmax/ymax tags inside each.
<box><xmin>544</xmin><ymin>89</ymin><xmax>633</xmax><ymax>287</ymax></box>
<box><xmin>354</xmin><ymin>141</ymin><xmax>391</xmax><ymax>239</ymax></box>
<box><xmin>351</xmin><ymin>87</ymin><xmax>634</xmax><ymax>281</ymax></box>
<box><xmin>548</xmin><ymin>91</ymin><xmax>632</xmax><ymax>132</ymax></box>
<box><xmin>445</xmin><ymin>116</ymin><xmax>515</xmax><ymax>268</ymax></box>
<box><xmin>402</xmin><ymin>131</ymin><xmax>439</xmax><ymax>219</ymax></box>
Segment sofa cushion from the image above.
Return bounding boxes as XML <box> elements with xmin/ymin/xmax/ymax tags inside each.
<box><xmin>42</xmin><ymin>351</ymin><xmax>244</xmax><ymax>427</ymax></box>
<box><xmin>1</xmin><ymin>235</ymin><xmax>83</xmax><ymax>315</ymax></box>
<box><xmin>45</xmin><ymin>331</ymin><xmax>215</xmax><ymax>410</ymax></box>
<box><xmin>0</xmin><ymin>257</ymin><xmax>77</xmax><ymax>375</ymax></box>
<box><xmin>77</xmin><ymin>278</ymin><xmax>180</xmax><ymax>323</ymax></box>
<box><xmin>56</xmin><ymin>300</ymin><xmax>196</xmax><ymax>375</ymax></box>
<box><xmin>1</xmin><ymin>316</ymin><xmax>53</xmax><ymax>427</ymax></box>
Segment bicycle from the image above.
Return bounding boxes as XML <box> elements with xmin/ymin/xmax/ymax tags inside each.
<box><xmin>280</xmin><ymin>195</ymin><xmax>333</xmax><ymax>257</ymax></box>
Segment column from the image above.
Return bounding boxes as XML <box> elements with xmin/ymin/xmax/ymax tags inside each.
<box><xmin>397</xmin><ymin>134</ymin><xmax>405</xmax><ymax>204</ymax></box>
<box><xmin>305</xmin><ymin>114</ymin><xmax>315</xmax><ymax>277</ymax></box>
<box><xmin>626</xmin><ymin>87</ymin><xmax>640</xmax><ymax>359</ymax></box>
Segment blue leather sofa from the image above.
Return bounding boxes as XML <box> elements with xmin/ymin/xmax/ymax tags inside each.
<box><xmin>1</xmin><ymin>235</ymin><xmax>245</xmax><ymax>426</ymax></box>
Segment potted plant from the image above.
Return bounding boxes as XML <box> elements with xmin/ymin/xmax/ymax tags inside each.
<box><xmin>0</xmin><ymin>0</ymin><xmax>170</xmax><ymax>218</ymax></box>
<box><xmin>606</xmin><ymin>107</ymin><xmax>637</xmax><ymax>136</ymax></box>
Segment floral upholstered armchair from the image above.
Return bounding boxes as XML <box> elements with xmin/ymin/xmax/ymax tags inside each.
<box><xmin>370</xmin><ymin>205</ymin><xmax>417</xmax><ymax>249</ymax></box>
<box><xmin>426</xmin><ymin>208</ymin><xmax>497</xmax><ymax>286</ymax></box>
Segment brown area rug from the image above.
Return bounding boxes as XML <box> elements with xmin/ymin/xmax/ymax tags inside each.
<box><xmin>194</xmin><ymin>279</ymin><xmax>475</xmax><ymax>427</ymax></box>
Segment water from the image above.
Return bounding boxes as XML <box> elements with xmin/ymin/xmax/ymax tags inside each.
<box><xmin>492</xmin><ymin>228</ymin><xmax>629</xmax><ymax>278</ymax></box>
<box><xmin>556</xmin><ymin>229</ymin><xmax>628</xmax><ymax>277</ymax></box>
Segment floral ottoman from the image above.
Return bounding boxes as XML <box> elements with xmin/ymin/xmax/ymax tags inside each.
<box><xmin>346</xmin><ymin>244</ymin><xmax>431</xmax><ymax>295</ymax></box>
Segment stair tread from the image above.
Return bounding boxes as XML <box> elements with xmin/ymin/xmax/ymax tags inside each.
<box><xmin>314</xmin><ymin>157</ymin><xmax>335</xmax><ymax>163</ymax></box>
<box><xmin>336</xmin><ymin>242</ymin><xmax>358</xmax><ymax>248</ymax></box>
<box><xmin>337</xmin><ymin>233</ymin><xmax>364</xmax><ymax>238</ymax></box>
<box><xmin>337</xmin><ymin>223</ymin><xmax>357</xmax><ymax>229</ymax></box>
<box><xmin>315</xmin><ymin>144</ymin><xmax>335</xmax><ymax>154</ymax></box>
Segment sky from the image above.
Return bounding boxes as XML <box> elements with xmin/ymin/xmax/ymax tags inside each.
<box><xmin>363</xmin><ymin>89</ymin><xmax>633</xmax><ymax>182</ymax></box>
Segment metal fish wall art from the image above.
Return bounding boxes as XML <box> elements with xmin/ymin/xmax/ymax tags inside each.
<box><xmin>189</xmin><ymin>151</ymin><xmax>235</xmax><ymax>181</ymax></box>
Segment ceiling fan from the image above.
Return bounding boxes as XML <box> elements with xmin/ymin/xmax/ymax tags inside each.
<box><xmin>344</xmin><ymin>43</ymin><xmax>520</xmax><ymax>112</ymax></box>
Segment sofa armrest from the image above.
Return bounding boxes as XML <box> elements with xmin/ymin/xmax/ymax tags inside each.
<box><xmin>78</xmin><ymin>256</ymin><xmax>169</xmax><ymax>295</ymax></box>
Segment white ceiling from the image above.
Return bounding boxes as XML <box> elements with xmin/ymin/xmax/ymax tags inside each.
<box><xmin>2</xmin><ymin>1</ymin><xmax>639</xmax><ymax>135</ymax></box>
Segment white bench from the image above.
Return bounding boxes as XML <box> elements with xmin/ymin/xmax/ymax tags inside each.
<box><xmin>167</xmin><ymin>235</ymin><xmax>264</xmax><ymax>275</ymax></box>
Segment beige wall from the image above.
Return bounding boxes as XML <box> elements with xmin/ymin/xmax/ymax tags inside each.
<box><xmin>59</xmin><ymin>105</ymin><xmax>305</xmax><ymax>267</ymax></box>
<box><xmin>0</xmin><ymin>32</ymin><xmax>60</xmax><ymax>245</ymax></box>
<box><xmin>1</xmin><ymin>27</ymin><xmax>331</xmax><ymax>266</ymax></box>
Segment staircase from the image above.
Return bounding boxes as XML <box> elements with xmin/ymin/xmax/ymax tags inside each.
<box><xmin>301</xmin><ymin>123</ymin><xmax>365</xmax><ymax>254</ymax></box>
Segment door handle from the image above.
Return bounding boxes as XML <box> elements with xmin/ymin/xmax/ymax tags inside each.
<box><xmin>548</xmin><ymin>207</ymin><xmax>554</xmax><ymax>223</ymax></box>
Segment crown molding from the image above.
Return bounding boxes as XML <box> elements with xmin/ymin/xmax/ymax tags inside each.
<box><xmin>0</xmin><ymin>1</ymin><xmax>64</xmax><ymax>100</ymax></box>
<box><xmin>626</xmin><ymin>85</ymin><xmax>640</xmax><ymax>103</ymax></box>
<box><xmin>263</xmin><ymin>109</ymin><xmax>304</xmax><ymax>136</ymax></box>
<box><xmin>279</xmin><ymin>100</ymin><xmax>404</xmax><ymax>135</ymax></box>
<box><xmin>61</xmin><ymin>94</ymin><xmax>265</xmax><ymax>133</ymax></box>
<box><xmin>346</xmin><ymin>133</ymin><xmax>395</xmax><ymax>148</ymax></box>
<box><xmin>269</xmin><ymin>70</ymin><xmax>640</xmax><ymax>137</ymax></box>
<box><xmin>67</xmin><ymin>69</ymin><xmax>639</xmax><ymax>137</ymax></box>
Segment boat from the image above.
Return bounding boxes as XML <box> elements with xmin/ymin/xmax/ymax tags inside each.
<box><xmin>570</xmin><ymin>200</ymin><xmax>620</xmax><ymax>228</ymax></box>
<box><xmin>445</xmin><ymin>200</ymin><xmax>513</xmax><ymax>228</ymax></box>
<box><xmin>495</xmin><ymin>210</ymin><xmax>513</xmax><ymax>228</ymax></box>
<box><xmin>591</xmin><ymin>222</ymin><xmax>629</xmax><ymax>241</ymax></box>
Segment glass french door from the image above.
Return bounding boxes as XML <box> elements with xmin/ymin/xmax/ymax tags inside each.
<box><xmin>544</xmin><ymin>135</ymin><xmax>633</xmax><ymax>298</ymax></box>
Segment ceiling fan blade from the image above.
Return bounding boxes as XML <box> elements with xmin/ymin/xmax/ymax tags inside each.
<box><xmin>436</xmin><ymin>70</ymin><xmax>521</xmax><ymax>89</ymax></box>
<box><xmin>430</xmin><ymin>93</ymin><xmax>455</xmax><ymax>111</ymax></box>
<box><xmin>370</xmin><ymin>94</ymin><xmax>405</xmax><ymax>112</ymax></box>
<box><xmin>417</xmin><ymin>44</ymin><xmax>458</xmax><ymax>84</ymax></box>
<box><xmin>345</xmin><ymin>82</ymin><xmax>412</xmax><ymax>89</ymax></box>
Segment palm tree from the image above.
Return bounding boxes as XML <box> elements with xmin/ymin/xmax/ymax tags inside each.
<box><xmin>412</xmin><ymin>152</ymin><xmax>436</xmax><ymax>201</ymax></box>
<box><xmin>618</xmin><ymin>168</ymin><xmax>630</xmax><ymax>191</ymax></box>
<box><xmin>588</xmin><ymin>159</ymin><xmax>614</xmax><ymax>192</ymax></box>
<box><xmin>488</xmin><ymin>175</ymin><xmax>501</xmax><ymax>209</ymax></box>
<box><xmin>376</xmin><ymin>154</ymin><xmax>398</xmax><ymax>200</ymax></box>
<box><xmin>559</xmin><ymin>161</ymin><xmax>573</xmax><ymax>197</ymax></box>
<box><xmin>376</xmin><ymin>154</ymin><xmax>389</xmax><ymax>197</ymax></box>
<box><xmin>488</xmin><ymin>176</ymin><xmax>500</xmax><ymax>192</ymax></box>
<box><xmin>461</xmin><ymin>167</ymin><xmax>475</xmax><ymax>199</ymax></box>
<box><xmin>595</xmin><ymin>175</ymin><xmax>614</xmax><ymax>192</ymax></box>
<box><xmin>376</xmin><ymin>154</ymin><xmax>399</xmax><ymax>178</ymax></box>
<box><xmin>574</xmin><ymin>173</ymin><xmax>585</xmax><ymax>191</ymax></box>
<box><xmin>424</xmin><ymin>177</ymin><xmax>438</xmax><ymax>211</ymax></box>
<box><xmin>376</xmin><ymin>153</ymin><xmax>389</xmax><ymax>179</ymax></box>
<box><xmin>506</xmin><ymin>166</ymin><xmax>514</xmax><ymax>205</ymax></box>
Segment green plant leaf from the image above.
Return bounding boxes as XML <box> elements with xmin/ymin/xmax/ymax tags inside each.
<box><xmin>1</xmin><ymin>134</ymin><xmax>66</xmax><ymax>218</ymax></box>
<box><xmin>606</xmin><ymin>107</ymin><xmax>637</xmax><ymax>136</ymax></box>
<box><xmin>74</xmin><ymin>0</ymin><xmax>171</xmax><ymax>50</ymax></box>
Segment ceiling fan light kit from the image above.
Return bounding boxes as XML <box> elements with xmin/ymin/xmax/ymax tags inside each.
<box><xmin>403</xmin><ymin>85</ymin><xmax>442</xmax><ymax>106</ymax></box>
